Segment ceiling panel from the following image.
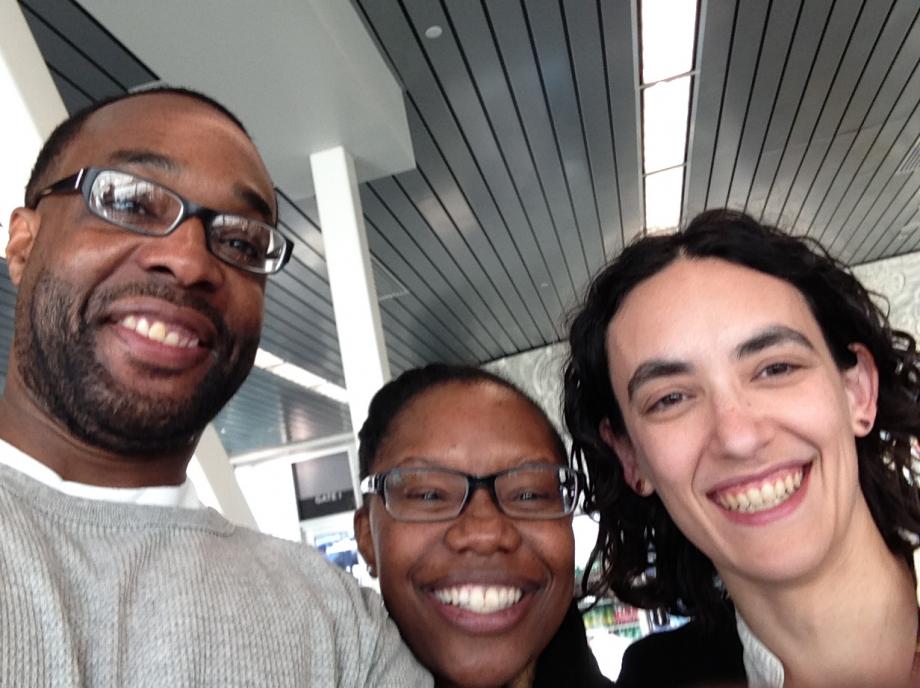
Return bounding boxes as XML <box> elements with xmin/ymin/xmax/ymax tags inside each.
<box><xmin>690</xmin><ymin>0</ymin><xmax>920</xmax><ymax>272</ymax></box>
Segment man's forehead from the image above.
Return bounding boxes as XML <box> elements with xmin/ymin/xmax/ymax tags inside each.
<box><xmin>86</xmin><ymin>92</ymin><xmax>235</xmax><ymax>128</ymax></box>
<box><xmin>57</xmin><ymin>93</ymin><xmax>276</xmax><ymax>218</ymax></box>
<box><xmin>75</xmin><ymin>94</ymin><xmax>245</xmax><ymax>155</ymax></box>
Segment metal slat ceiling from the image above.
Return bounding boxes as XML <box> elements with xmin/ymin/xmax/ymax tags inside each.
<box><xmin>686</xmin><ymin>0</ymin><xmax>920</xmax><ymax>267</ymax></box>
<box><xmin>10</xmin><ymin>0</ymin><xmax>920</xmax><ymax>457</ymax></box>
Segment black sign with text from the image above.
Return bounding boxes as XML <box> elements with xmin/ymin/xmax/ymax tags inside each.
<box><xmin>292</xmin><ymin>452</ymin><xmax>356</xmax><ymax>520</ymax></box>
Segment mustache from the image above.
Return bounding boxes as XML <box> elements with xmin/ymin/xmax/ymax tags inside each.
<box><xmin>82</xmin><ymin>282</ymin><xmax>230</xmax><ymax>348</ymax></box>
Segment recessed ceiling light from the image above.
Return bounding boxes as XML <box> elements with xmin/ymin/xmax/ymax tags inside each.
<box><xmin>425</xmin><ymin>25</ymin><xmax>443</xmax><ymax>39</ymax></box>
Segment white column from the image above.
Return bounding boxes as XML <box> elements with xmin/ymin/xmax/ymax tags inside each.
<box><xmin>310</xmin><ymin>146</ymin><xmax>390</xmax><ymax>455</ymax></box>
<box><xmin>0</xmin><ymin>0</ymin><xmax>67</xmax><ymax>248</ymax></box>
<box><xmin>232</xmin><ymin>457</ymin><xmax>302</xmax><ymax>542</ymax></box>
<box><xmin>188</xmin><ymin>424</ymin><xmax>258</xmax><ymax>528</ymax></box>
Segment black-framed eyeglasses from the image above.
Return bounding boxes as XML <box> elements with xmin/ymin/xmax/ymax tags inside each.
<box><xmin>29</xmin><ymin>167</ymin><xmax>293</xmax><ymax>275</ymax></box>
<box><xmin>360</xmin><ymin>464</ymin><xmax>583</xmax><ymax>522</ymax></box>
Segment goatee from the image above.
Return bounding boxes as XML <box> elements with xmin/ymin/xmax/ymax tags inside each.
<box><xmin>15</xmin><ymin>270</ymin><xmax>258</xmax><ymax>456</ymax></box>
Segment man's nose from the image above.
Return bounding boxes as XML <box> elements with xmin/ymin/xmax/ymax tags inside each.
<box><xmin>133</xmin><ymin>217</ymin><xmax>225</xmax><ymax>290</ymax></box>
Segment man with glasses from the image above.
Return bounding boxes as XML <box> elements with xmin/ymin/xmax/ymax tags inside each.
<box><xmin>0</xmin><ymin>88</ymin><xmax>430</xmax><ymax>687</ymax></box>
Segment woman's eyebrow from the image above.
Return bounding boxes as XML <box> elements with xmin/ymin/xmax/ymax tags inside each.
<box><xmin>735</xmin><ymin>325</ymin><xmax>815</xmax><ymax>359</ymax></box>
<box><xmin>627</xmin><ymin>360</ymin><xmax>691</xmax><ymax>401</ymax></box>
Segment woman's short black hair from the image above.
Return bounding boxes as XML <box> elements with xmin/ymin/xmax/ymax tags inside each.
<box><xmin>358</xmin><ymin>364</ymin><xmax>567</xmax><ymax>479</ymax></box>
<box><xmin>564</xmin><ymin>208</ymin><xmax>920</xmax><ymax>625</ymax></box>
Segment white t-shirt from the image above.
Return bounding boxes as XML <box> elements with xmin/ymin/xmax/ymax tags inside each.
<box><xmin>0</xmin><ymin>438</ymin><xmax>202</xmax><ymax>509</ymax></box>
<box><xmin>737</xmin><ymin>612</ymin><xmax>784</xmax><ymax>688</ymax></box>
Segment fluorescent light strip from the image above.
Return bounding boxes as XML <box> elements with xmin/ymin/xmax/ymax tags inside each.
<box><xmin>640</xmin><ymin>0</ymin><xmax>696</xmax><ymax>84</ymax></box>
<box><xmin>640</xmin><ymin>0</ymin><xmax>697</xmax><ymax>232</ymax></box>
<box><xmin>645</xmin><ymin>167</ymin><xmax>685</xmax><ymax>233</ymax></box>
<box><xmin>642</xmin><ymin>76</ymin><xmax>691</xmax><ymax>173</ymax></box>
<box><xmin>254</xmin><ymin>348</ymin><xmax>349</xmax><ymax>403</ymax></box>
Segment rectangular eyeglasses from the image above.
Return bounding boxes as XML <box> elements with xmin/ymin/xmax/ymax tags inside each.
<box><xmin>29</xmin><ymin>167</ymin><xmax>293</xmax><ymax>275</ymax></box>
<box><xmin>360</xmin><ymin>464</ymin><xmax>583</xmax><ymax>522</ymax></box>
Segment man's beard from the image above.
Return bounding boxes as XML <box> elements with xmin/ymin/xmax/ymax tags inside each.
<box><xmin>15</xmin><ymin>270</ymin><xmax>259</xmax><ymax>456</ymax></box>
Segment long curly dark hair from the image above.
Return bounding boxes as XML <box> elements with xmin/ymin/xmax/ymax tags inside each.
<box><xmin>564</xmin><ymin>208</ymin><xmax>920</xmax><ymax>625</ymax></box>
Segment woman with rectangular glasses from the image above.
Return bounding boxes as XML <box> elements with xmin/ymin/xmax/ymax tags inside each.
<box><xmin>355</xmin><ymin>365</ymin><xmax>613</xmax><ymax>688</ymax></box>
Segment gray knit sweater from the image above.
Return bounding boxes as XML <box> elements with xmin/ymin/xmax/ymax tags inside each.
<box><xmin>0</xmin><ymin>464</ymin><xmax>431</xmax><ymax>687</ymax></box>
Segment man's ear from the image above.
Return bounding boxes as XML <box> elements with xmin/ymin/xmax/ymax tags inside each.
<box><xmin>353</xmin><ymin>506</ymin><xmax>378</xmax><ymax>578</ymax></box>
<box><xmin>600</xmin><ymin>418</ymin><xmax>653</xmax><ymax>496</ymax></box>
<box><xmin>844</xmin><ymin>343</ymin><xmax>879</xmax><ymax>438</ymax></box>
<box><xmin>6</xmin><ymin>208</ymin><xmax>40</xmax><ymax>286</ymax></box>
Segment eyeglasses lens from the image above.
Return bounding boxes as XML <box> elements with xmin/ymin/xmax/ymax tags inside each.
<box><xmin>90</xmin><ymin>170</ymin><xmax>182</xmax><ymax>234</ymax></box>
<box><xmin>210</xmin><ymin>215</ymin><xmax>282</xmax><ymax>271</ymax></box>
<box><xmin>495</xmin><ymin>466</ymin><xmax>571</xmax><ymax>518</ymax></box>
<box><xmin>385</xmin><ymin>469</ymin><xmax>468</xmax><ymax>521</ymax></box>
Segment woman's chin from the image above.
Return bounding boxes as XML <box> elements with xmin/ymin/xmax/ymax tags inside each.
<box><xmin>434</xmin><ymin>660</ymin><xmax>534</xmax><ymax>688</ymax></box>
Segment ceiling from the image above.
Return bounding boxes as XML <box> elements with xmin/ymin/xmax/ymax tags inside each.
<box><xmin>10</xmin><ymin>0</ymin><xmax>920</xmax><ymax>456</ymax></box>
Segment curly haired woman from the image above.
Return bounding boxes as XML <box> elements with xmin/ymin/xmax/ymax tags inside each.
<box><xmin>565</xmin><ymin>209</ymin><xmax>920</xmax><ymax>687</ymax></box>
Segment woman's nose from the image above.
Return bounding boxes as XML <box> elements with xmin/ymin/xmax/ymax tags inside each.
<box><xmin>708</xmin><ymin>393</ymin><xmax>774</xmax><ymax>460</ymax></box>
<box><xmin>443</xmin><ymin>488</ymin><xmax>522</xmax><ymax>554</ymax></box>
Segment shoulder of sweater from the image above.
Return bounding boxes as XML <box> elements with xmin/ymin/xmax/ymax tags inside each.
<box><xmin>222</xmin><ymin>526</ymin><xmax>390</xmax><ymax>612</ymax></box>
<box><xmin>0</xmin><ymin>464</ymin><xmax>389</xmax><ymax>611</ymax></box>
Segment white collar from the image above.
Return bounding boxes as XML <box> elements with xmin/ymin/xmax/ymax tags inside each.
<box><xmin>0</xmin><ymin>438</ymin><xmax>202</xmax><ymax>509</ymax></box>
<box><xmin>736</xmin><ymin>610</ymin><xmax>784</xmax><ymax>688</ymax></box>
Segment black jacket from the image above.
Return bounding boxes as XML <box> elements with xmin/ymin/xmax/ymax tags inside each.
<box><xmin>533</xmin><ymin>601</ymin><xmax>617</xmax><ymax>687</ymax></box>
<box><xmin>615</xmin><ymin>616</ymin><xmax>746</xmax><ymax>688</ymax></box>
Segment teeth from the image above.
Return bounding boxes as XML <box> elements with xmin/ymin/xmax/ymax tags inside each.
<box><xmin>433</xmin><ymin>584</ymin><xmax>524</xmax><ymax>614</ymax></box>
<box><xmin>715</xmin><ymin>468</ymin><xmax>805</xmax><ymax>514</ymax></box>
<box><xmin>118</xmin><ymin>316</ymin><xmax>199</xmax><ymax>349</ymax></box>
<box><xmin>148</xmin><ymin>321</ymin><xmax>167</xmax><ymax>343</ymax></box>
